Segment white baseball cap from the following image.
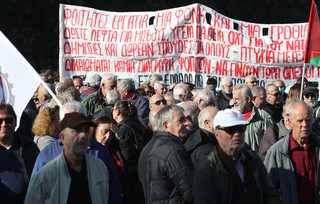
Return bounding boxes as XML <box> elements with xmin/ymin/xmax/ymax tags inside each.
<box><xmin>213</xmin><ymin>109</ymin><xmax>249</xmax><ymax>129</ymax></box>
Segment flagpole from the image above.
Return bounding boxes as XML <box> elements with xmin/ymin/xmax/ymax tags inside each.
<box><xmin>38</xmin><ymin>79</ymin><xmax>63</xmax><ymax>108</ymax></box>
<box><xmin>299</xmin><ymin>63</ymin><xmax>306</xmax><ymax>100</ymax></box>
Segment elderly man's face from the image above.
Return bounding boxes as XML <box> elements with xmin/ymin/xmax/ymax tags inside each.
<box><xmin>232</xmin><ymin>89</ymin><xmax>247</xmax><ymax>113</ymax></box>
<box><xmin>246</xmin><ymin>77</ymin><xmax>257</xmax><ymax>89</ymax></box>
<box><xmin>289</xmin><ymin>103</ymin><xmax>312</xmax><ymax>141</ymax></box>
<box><xmin>62</xmin><ymin>125</ymin><xmax>91</xmax><ymax>156</ymax></box>
<box><xmin>104</xmin><ymin>79</ymin><xmax>117</xmax><ymax>91</ymax></box>
<box><xmin>266</xmin><ymin>86</ymin><xmax>281</xmax><ymax>105</ymax></box>
<box><xmin>181</xmin><ymin>85</ymin><xmax>193</xmax><ymax>101</ymax></box>
<box><xmin>303</xmin><ymin>92</ymin><xmax>318</xmax><ymax>107</ymax></box>
<box><xmin>156</xmin><ymin>84</ymin><xmax>167</xmax><ymax>95</ymax></box>
<box><xmin>149</xmin><ymin>94</ymin><xmax>166</xmax><ymax>109</ymax></box>
<box><xmin>0</xmin><ymin>111</ymin><xmax>16</xmax><ymax>143</ymax></box>
<box><xmin>222</xmin><ymin>82</ymin><xmax>233</xmax><ymax>94</ymax></box>
<box><xmin>253</xmin><ymin>90</ymin><xmax>266</xmax><ymax>108</ymax></box>
<box><xmin>166</xmin><ymin>110</ymin><xmax>188</xmax><ymax>138</ymax></box>
<box><xmin>215</xmin><ymin>125</ymin><xmax>246</xmax><ymax>155</ymax></box>
<box><xmin>73</xmin><ymin>78</ymin><xmax>82</xmax><ymax>90</ymax></box>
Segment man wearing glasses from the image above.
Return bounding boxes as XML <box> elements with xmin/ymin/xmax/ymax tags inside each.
<box><xmin>245</xmin><ymin>75</ymin><xmax>258</xmax><ymax>89</ymax></box>
<box><xmin>302</xmin><ymin>86</ymin><xmax>319</xmax><ymax>119</ymax></box>
<box><xmin>193</xmin><ymin>109</ymin><xmax>280</xmax><ymax>203</ymax></box>
<box><xmin>149</xmin><ymin>94</ymin><xmax>167</xmax><ymax>110</ymax></box>
<box><xmin>264</xmin><ymin>84</ymin><xmax>283</xmax><ymax>123</ymax></box>
<box><xmin>0</xmin><ymin>104</ymin><xmax>39</xmax><ymax>203</ymax></box>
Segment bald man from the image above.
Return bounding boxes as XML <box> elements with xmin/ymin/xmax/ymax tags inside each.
<box><xmin>149</xmin><ymin>94</ymin><xmax>167</xmax><ymax>110</ymax></box>
<box><xmin>263</xmin><ymin>84</ymin><xmax>283</xmax><ymax>123</ymax></box>
<box><xmin>184</xmin><ymin>106</ymin><xmax>219</xmax><ymax>166</ymax></box>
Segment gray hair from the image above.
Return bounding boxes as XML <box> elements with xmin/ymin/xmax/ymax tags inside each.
<box><xmin>59</xmin><ymin>101</ymin><xmax>87</xmax><ymax>120</ymax></box>
<box><xmin>118</xmin><ymin>79</ymin><xmax>135</xmax><ymax>93</ymax></box>
<box><xmin>198</xmin><ymin>109</ymin><xmax>216</xmax><ymax>129</ymax></box>
<box><xmin>282</xmin><ymin>100</ymin><xmax>295</xmax><ymax>117</ymax></box>
<box><xmin>234</xmin><ymin>83</ymin><xmax>253</xmax><ymax>99</ymax></box>
<box><xmin>101</xmin><ymin>73</ymin><xmax>117</xmax><ymax>86</ymax></box>
<box><xmin>251</xmin><ymin>86</ymin><xmax>265</xmax><ymax>97</ymax></box>
<box><xmin>173</xmin><ymin>83</ymin><xmax>187</xmax><ymax>100</ymax></box>
<box><xmin>157</xmin><ymin>105</ymin><xmax>184</xmax><ymax>131</ymax></box>
<box><xmin>149</xmin><ymin>107</ymin><xmax>163</xmax><ymax>131</ymax></box>
<box><xmin>89</xmin><ymin>74</ymin><xmax>102</xmax><ymax>89</ymax></box>
<box><xmin>288</xmin><ymin>100</ymin><xmax>312</xmax><ymax>121</ymax></box>
<box><xmin>220</xmin><ymin>77</ymin><xmax>232</xmax><ymax>86</ymax></box>
<box><xmin>154</xmin><ymin>81</ymin><xmax>165</xmax><ymax>90</ymax></box>
<box><xmin>55</xmin><ymin>81</ymin><xmax>69</xmax><ymax>94</ymax></box>
<box><xmin>245</xmin><ymin>75</ymin><xmax>256</xmax><ymax>83</ymax></box>
<box><xmin>149</xmin><ymin>74</ymin><xmax>163</xmax><ymax>85</ymax></box>
<box><xmin>106</xmin><ymin>90</ymin><xmax>121</xmax><ymax>104</ymax></box>
<box><xmin>193</xmin><ymin>89</ymin><xmax>214</xmax><ymax>105</ymax></box>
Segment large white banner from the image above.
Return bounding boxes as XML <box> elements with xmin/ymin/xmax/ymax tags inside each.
<box><xmin>59</xmin><ymin>3</ymin><xmax>316</xmax><ymax>88</ymax></box>
<box><xmin>0</xmin><ymin>31</ymin><xmax>43</xmax><ymax>126</ymax></box>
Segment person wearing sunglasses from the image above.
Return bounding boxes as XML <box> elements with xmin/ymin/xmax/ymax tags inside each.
<box><xmin>0</xmin><ymin>104</ymin><xmax>39</xmax><ymax>203</ymax></box>
<box><xmin>194</xmin><ymin>109</ymin><xmax>280</xmax><ymax>204</ymax></box>
<box><xmin>244</xmin><ymin>75</ymin><xmax>258</xmax><ymax>89</ymax></box>
<box><xmin>149</xmin><ymin>94</ymin><xmax>167</xmax><ymax>110</ymax></box>
<box><xmin>263</xmin><ymin>84</ymin><xmax>283</xmax><ymax>123</ymax></box>
<box><xmin>302</xmin><ymin>86</ymin><xmax>319</xmax><ymax>120</ymax></box>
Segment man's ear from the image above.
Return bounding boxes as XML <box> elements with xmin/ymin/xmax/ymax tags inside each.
<box><xmin>213</xmin><ymin>129</ymin><xmax>219</xmax><ymax>139</ymax></box>
<box><xmin>246</xmin><ymin>96</ymin><xmax>251</xmax><ymax>103</ymax></box>
<box><xmin>59</xmin><ymin>132</ymin><xmax>65</xmax><ymax>143</ymax></box>
<box><xmin>204</xmin><ymin>119</ymin><xmax>210</xmax><ymax>128</ymax></box>
<box><xmin>162</xmin><ymin>121</ymin><xmax>168</xmax><ymax>131</ymax></box>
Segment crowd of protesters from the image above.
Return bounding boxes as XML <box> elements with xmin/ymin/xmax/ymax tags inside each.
<box><xmin>1</xmin><ymin>68</ymin><xmax>320</xmax><ymax>204</ymax></box>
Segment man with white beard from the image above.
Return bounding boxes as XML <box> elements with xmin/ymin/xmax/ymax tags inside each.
<box><xmin>232</xmin><ymin>84</ymin><xmax>274</xmax><ymax>153</ymax></box>
<box><xmin>213</xmin><ymin>77</ymin><xmax>233</xmax><ymax>110</ymax></box>
<box><xmin>302</xmin><ymin>86</ymin><xmax>320</xmax><ymax>120</ymax></box>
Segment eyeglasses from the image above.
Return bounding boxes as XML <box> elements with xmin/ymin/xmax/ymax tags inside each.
<box><xmin>216</xmin><ymin>125</ymin><xmax>246</xmax><ymax>134</ymax></box>
<box><xmin>0</xmin><ymin>117</ymin><xmax>14</xmax><ymax>124</ymax></box>
<box><xmin>249</xmin><ymin>81</ymin><xmax>258</xmax><ymax>84</ymax></box>
<box><xmin>305</xmin><ymin>93</ymin><xmax>316</xmax><ymax>98</ymax></box>
<box><xmin>267</xmin><ymin>92</ymin><xmax>280</xmax><ymax>97</ymax></box>
<box><xmin>153</xmin><ymin>99</ymin><xmax>167</xmax><ymax>106</ymax></box>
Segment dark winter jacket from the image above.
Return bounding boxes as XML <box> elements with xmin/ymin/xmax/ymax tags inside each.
<box><xmin>263</xmin><ymin>102</ymin><xmax>283</xmax><ymax>123</ymax></box>
<box><xmin>258</xmin><ymin>119</ymin><xmax>289</xmax><ymax>161</ymax></box>
<box><xmin>184</xmin><ymin>128</ymin><xmax>217</xmax><ymax>166</ymax></box>
<box><xmin>194</xmin><ymin>146</ymin><xmax>280</xmax><ymax>204</ymax></box>
<box><xmin>213</xmin><ymin>91</ymin><xmax>232</xmax><ymax>110</ymax></box>
<box><xmin>130</xmin><ymin>92</ymin><xmax>150</xmax><ymax>120</ymax></box>
<box><xmin>0</xmin><ymin>133</ymin><xmax>39</xmax><ymax>203</ymax></box>
<box><xmin>147</xmin><ymin>131</ymin><xmax>194</xmax><ymax>204</ymax></box>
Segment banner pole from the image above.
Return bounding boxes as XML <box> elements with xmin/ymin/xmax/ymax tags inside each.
<box><xmin>299</xmin><ymin>63</ymin><xmax>307</xmax><ymax>100</ymax></box>
<box><xmin>39</xmin><ymin>80</ymin><xmax>63</xmax><ymax>108</ymax></box>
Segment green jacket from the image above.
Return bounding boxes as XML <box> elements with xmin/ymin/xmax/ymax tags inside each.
<box><xmin>193</xmin><ymin>146</ymin><xmax>280</xmax><ymax>204</ymax></box>
<box><xmin>245</xmin><ymin>106</ymin><xmax>274</xmax><ymax>153</ymax></box>
<box><xmin>81</xmin><ymin>88</ymin><xmax>106</xmax><ymax>117</ymax></box>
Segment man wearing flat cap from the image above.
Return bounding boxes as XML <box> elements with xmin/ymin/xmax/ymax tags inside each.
<box><xmin>25</xmin><ymin>112</ymin><xmax>110</xmax><ymax>204</ymax></box>
<box><xmin>193</xmin><ymin>109</ymin><xmax>280</xmax><ymax>204</ymax></box>
<box><xmin>303</xmin><ymin>86</ymin><xmax>320</xmax><ymax>119</ymax></box>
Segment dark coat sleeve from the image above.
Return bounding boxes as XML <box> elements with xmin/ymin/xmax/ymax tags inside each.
<box><xmin>258</xmin><ymin>124</ymin><xmax>279</xmax><ymax>161</ymax></box>
<box><xmin>193</xmin><ymin>158</ymin><xmax>218</xmax><ymax>204</ymax></box>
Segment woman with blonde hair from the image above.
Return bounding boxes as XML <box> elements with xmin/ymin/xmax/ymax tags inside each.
<box><xmin>32</xmin><ymin>106</ymin><xmax>60</xmax><ymax>151</ymax></box>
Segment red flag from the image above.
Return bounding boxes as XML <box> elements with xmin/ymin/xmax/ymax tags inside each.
<box><xmin>304</xmin><ymin>0</ymin><xmax>320</xmax><ymax>65</ymax></box>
